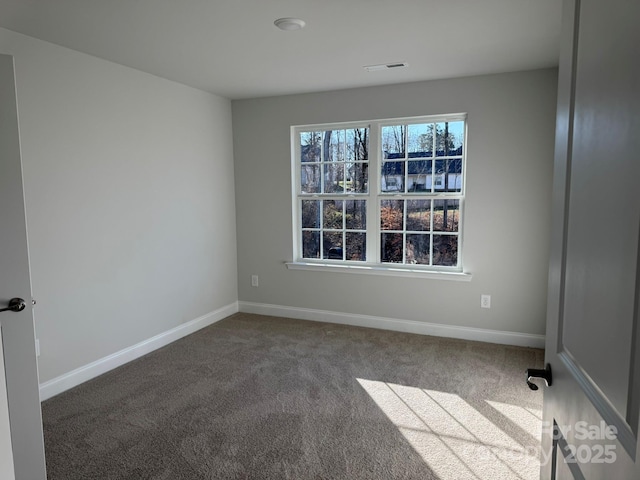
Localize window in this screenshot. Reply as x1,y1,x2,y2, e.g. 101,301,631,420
292,114,466,273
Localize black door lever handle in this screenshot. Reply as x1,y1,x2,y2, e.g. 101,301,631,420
0,297,26,313
526,364,552,390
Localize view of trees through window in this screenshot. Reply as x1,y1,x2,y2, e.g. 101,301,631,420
380,199,460,266
300,128,368,195
379,120,463,266
301,199,366,261
295,116,465,270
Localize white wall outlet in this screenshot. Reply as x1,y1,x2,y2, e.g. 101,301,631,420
481,294,491,309
35,339,40,357
251,275,259,287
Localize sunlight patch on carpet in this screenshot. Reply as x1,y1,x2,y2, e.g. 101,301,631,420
357,379,541,480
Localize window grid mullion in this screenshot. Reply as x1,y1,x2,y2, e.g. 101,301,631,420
429,199,434,266
319,199,324,259
368,122,380,263
431,124,437,193
403,124,408,194
320,132,326,193
342,201,346,260
403,199,408,264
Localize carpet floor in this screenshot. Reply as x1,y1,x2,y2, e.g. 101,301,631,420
42,312,545,479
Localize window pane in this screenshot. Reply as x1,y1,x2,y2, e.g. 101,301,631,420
301,164,320,193
301,200,320,228
407,123,434,157
406,200,431,231
381,161,404,192
324,163,345,193
323,200,343,229
326,129,345,162
300,131,321,162
350,163,368,193
406,234,430,265
447,158,464,192
436,121,464,156
381,233,403,263
407,160,431,192
433,199,460,232
345,129,355,162
434,159,445,192
345,200,366,230
345,128,369,162
434,159,463,192
302,231,320,258
345,232,366,261
380,200,404,230
382,125,405,158
323,232,343,260
345,128,369,161
433,235,458,266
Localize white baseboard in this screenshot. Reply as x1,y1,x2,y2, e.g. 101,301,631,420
40,300,544,401
39,301,239,401
239,301,545,349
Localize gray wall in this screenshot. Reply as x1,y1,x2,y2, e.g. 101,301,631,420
0,28,238,383
232,69,557,336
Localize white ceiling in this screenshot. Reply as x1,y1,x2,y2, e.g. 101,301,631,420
0,0,562,100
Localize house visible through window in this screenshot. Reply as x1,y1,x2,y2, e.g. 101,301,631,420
293,114,466,272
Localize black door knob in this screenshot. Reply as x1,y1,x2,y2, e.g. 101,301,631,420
0,297,26,313
526,364,552,390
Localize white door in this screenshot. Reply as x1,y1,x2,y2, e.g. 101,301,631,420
540,0,640,478
0,54,47,479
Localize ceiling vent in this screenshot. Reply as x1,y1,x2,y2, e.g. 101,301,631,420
364,62,409,72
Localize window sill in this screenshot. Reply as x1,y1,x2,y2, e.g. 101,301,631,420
285,262,472,281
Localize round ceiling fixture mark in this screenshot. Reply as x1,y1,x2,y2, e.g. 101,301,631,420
274,18,306,31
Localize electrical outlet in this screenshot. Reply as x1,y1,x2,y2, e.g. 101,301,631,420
251,275,259,287
481,294,491,309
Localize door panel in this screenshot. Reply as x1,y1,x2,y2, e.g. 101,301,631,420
541,0,640,479
0,54,47,479
561,0,639,417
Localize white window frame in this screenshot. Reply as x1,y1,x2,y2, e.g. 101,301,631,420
289,114,470,280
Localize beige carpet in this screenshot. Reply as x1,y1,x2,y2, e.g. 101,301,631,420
42,312,545,479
